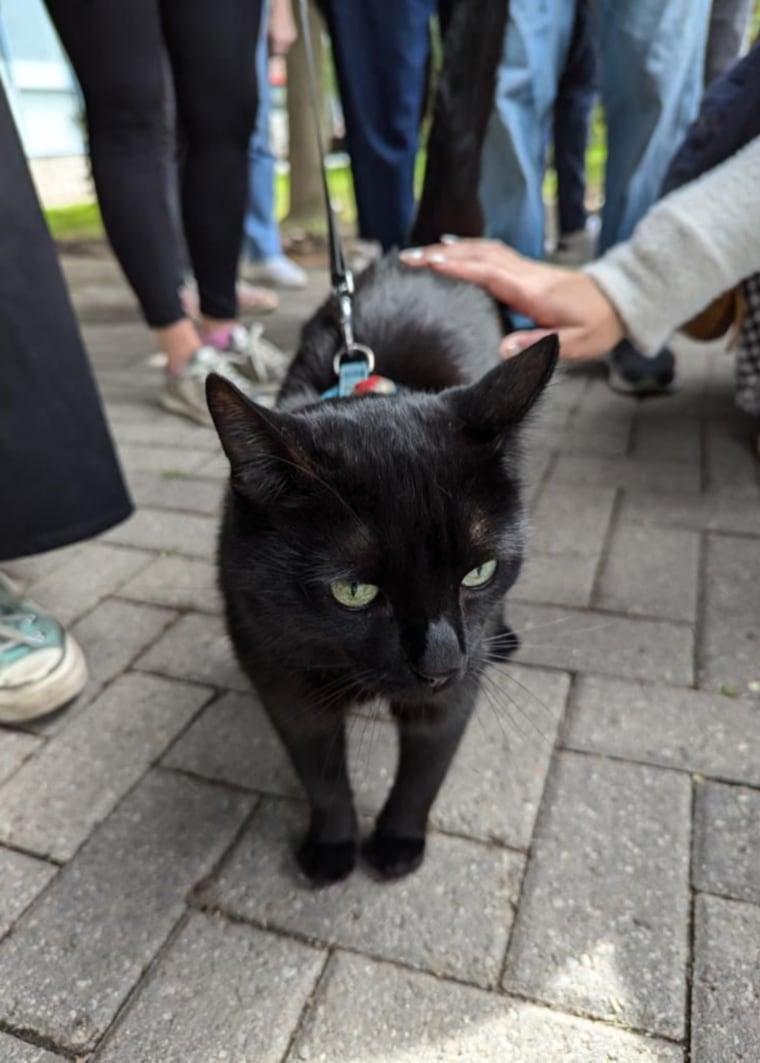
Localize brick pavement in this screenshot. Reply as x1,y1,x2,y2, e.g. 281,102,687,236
0,252,759,1061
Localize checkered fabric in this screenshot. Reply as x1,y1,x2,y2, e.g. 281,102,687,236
736,273,760,418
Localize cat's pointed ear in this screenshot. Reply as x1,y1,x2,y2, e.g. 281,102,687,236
451,334,558,443
206,374,312,502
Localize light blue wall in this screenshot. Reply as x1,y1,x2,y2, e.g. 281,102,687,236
0,0,85,157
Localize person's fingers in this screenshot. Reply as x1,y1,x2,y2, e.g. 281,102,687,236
499,330,553,357
400,239,518,268
422,257,543,321
431,238,508,261
501,327,602,363
415,257,541,318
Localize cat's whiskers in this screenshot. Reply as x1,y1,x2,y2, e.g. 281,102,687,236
483,617,618,653
306,669,377,780
487,662,559,721
480,672,543,751
475,667,554,749
492,675,554,746
348,699,384,800
478,657,559,726
307,673,368,723
470,672,517,747
484,614,579,638
262,672,365,742
313,681,368,789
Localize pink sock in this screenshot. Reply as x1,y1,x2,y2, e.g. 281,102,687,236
201,325,236,350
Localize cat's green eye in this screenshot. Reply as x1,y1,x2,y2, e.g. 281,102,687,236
330,580,380,610
461,559,498,589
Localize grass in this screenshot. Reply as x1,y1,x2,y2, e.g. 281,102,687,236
43,128,605,244
544,104,607,204
46,146,425,241
274,161,357,224
44,201,104,242
46,165,357,242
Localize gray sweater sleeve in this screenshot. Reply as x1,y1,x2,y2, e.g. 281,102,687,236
584,136,760,354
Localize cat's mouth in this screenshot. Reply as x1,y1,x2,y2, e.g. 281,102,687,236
362,667,468,704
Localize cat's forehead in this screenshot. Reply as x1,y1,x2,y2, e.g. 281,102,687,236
299,395,524,551
318,450,522,557
306,394,462,463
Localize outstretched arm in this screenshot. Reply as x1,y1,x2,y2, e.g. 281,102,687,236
402,135,760,361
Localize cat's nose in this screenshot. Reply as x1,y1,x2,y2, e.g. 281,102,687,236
415,619,465,689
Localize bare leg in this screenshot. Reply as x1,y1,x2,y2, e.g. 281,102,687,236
199,315,238,341
156,319,203,375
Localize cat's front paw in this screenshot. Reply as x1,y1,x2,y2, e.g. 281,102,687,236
362,832,426,879
297,838,357,886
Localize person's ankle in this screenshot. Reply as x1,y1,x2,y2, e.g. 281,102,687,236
201,324,237,350
156,319,202,376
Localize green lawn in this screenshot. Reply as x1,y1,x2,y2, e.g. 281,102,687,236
46,165,360,242
46,150,569,243
44,201,104,242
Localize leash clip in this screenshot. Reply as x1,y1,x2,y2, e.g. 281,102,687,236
332,343,376,397
331,268,376,395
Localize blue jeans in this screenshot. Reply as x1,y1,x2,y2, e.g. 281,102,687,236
553,0,595,236
242,0,280,263
481,0,711,259
322,0,435,250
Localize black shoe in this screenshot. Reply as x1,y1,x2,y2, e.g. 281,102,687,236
607,339,676,397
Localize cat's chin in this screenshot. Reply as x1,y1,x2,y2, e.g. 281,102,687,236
371,678,469,707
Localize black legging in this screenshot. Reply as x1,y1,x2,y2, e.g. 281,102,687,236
45,0,263,326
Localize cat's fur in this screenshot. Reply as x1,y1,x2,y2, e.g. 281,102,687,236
207,256,557,885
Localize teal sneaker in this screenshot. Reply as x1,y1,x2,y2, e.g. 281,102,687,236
0,574,87,723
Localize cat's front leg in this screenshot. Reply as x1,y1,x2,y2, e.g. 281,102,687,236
259,684,358,886
363,689,476,879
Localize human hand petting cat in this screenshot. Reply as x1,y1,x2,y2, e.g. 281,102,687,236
400,238,625,361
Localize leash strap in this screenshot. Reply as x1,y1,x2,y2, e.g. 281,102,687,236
296,0,372,381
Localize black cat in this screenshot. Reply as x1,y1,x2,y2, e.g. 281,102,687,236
207,255,557,886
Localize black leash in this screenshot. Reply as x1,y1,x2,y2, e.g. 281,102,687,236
296,0,375,386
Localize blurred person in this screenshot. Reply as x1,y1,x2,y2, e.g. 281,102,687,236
550,0,597,267
402,134,760,448
706,0,752,85
0,83,132,721
480,0,712,393
315,0,436,251
241,0,307,289
43,0,276,426
160,57,281,319
606,0,755,395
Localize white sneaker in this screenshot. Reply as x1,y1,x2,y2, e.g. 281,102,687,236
245,322,291,385
160,346,264,425
218,322,290,387
548,216,600,267
0,574,87,722
242,254,307,289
